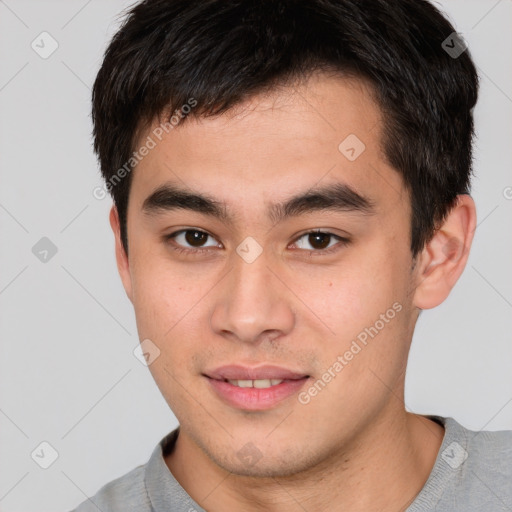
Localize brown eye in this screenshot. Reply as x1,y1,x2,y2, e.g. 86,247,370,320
166,229,220,252
307,232,332,250
184,230,209,247
293,230,350,256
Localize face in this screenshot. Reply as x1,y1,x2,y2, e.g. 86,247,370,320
115,72,422,477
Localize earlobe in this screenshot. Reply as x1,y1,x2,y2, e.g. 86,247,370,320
109,205,133,303
413,195,477,310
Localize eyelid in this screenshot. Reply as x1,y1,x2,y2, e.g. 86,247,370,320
289,230,349,256
165,228,222,249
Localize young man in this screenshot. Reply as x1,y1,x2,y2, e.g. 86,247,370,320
73,0,511,510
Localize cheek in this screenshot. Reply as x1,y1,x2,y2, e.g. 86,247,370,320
296,295,410,431
130,249,195,327
129,254,213,363
296,244,412,383
294,252,405,337
129,260,205,409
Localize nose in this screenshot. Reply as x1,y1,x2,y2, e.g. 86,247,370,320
209,247,295,345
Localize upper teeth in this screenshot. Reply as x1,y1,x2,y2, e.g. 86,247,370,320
228,379,284,388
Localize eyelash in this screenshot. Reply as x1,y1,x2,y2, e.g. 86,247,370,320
164,229,350,257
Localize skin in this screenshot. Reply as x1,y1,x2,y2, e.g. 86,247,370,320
110,72,476,511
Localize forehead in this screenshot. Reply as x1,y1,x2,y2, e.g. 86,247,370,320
130,72,407,217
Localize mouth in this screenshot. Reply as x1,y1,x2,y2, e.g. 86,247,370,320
211,377,304,389
202,365,311,410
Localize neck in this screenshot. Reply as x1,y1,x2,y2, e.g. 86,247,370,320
165,409,444,512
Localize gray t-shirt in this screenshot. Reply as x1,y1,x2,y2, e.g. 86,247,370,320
71,415,512,511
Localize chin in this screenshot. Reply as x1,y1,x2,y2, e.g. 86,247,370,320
206,439,323,479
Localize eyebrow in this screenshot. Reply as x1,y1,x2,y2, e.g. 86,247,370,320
142,181,375,224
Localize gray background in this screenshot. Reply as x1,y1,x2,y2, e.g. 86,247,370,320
0,0,510,510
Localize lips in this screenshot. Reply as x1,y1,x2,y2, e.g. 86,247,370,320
204,365,311,410
203,365,310,412
204,364,310,381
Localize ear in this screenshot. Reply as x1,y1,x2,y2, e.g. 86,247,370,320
109,205,133,303
413,194,477,309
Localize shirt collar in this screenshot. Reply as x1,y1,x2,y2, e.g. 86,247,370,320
144,426,207,512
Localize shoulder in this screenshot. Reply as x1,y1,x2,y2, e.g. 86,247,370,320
440,417,512,508
70,464,150,512
464,423,512,474
408,416,512,511
69,428,181,512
